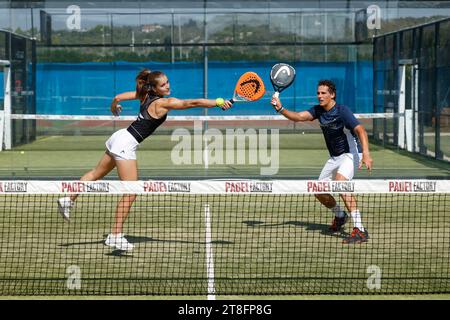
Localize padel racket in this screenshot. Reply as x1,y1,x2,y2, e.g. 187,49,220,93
270,63,296,105
229,72,266,104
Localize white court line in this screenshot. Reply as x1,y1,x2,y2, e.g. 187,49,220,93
204,203,216,300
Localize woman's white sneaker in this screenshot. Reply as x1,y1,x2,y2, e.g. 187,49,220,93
105,233,134,251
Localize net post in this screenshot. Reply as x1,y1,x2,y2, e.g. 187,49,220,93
0,60,11,150
0,110,4,151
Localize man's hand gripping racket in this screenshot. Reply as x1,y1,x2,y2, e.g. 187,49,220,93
270,63,296,108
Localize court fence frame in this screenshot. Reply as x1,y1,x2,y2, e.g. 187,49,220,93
373,17,450,162
0,29,36,150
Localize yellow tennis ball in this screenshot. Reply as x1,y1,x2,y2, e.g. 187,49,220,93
215,98,225,107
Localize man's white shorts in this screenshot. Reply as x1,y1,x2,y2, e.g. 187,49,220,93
318,152,362,181
105,128,139,161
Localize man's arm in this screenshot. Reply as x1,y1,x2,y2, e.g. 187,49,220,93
354,124,373,172
271,95,314,122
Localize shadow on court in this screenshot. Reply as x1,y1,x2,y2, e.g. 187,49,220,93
58,239,134,257
125,235,233,245
58,235,233,249
106,250,134,257
58,240,105,247
243,220,347,239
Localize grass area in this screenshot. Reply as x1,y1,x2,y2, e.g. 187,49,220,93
0,133,448,298
0,193,449,296
0,133,449,178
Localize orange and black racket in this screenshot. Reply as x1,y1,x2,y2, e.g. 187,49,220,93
229,72,266,104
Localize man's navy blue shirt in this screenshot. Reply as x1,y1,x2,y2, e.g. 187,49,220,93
307,104,362,157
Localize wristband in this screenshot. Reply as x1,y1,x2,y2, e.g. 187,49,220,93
277,106,284,113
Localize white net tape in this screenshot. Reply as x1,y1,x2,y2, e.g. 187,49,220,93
0,179,448,194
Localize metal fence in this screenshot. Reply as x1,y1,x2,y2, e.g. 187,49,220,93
373,17,450,162
0,29,36,148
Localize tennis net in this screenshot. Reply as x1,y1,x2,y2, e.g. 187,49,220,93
0,179,449,296
4,113,396,151
3,112,418,180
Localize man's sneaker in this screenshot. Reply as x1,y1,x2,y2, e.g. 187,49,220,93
343,227,369,244
329,212,348,232
105,233,134,251
57,197,74,221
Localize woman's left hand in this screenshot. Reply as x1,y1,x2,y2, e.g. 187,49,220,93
111,104,122,116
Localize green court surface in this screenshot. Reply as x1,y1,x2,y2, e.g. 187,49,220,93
1,133,449,297
0,133,448,179
0,193,449,296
